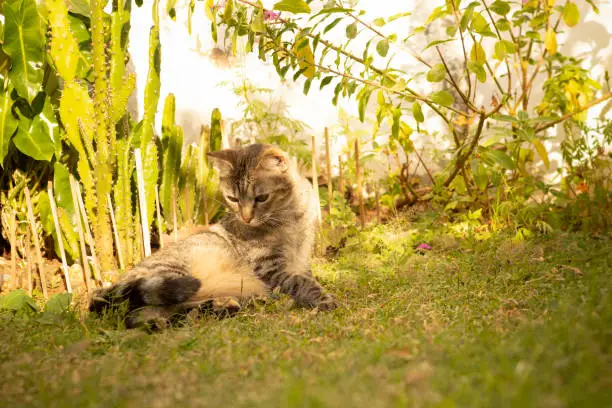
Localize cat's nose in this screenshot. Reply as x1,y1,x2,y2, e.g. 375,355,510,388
241,207,253,223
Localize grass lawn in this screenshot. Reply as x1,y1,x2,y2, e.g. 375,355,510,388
1,218,611,408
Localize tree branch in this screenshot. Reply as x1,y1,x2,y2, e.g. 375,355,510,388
534,92,612,133
443,111,486,187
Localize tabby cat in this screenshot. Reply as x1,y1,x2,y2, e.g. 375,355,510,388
90,144,337,328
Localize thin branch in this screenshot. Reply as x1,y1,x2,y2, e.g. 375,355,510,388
534,92,612,133
436,46,480,113
513,1,566,112
346,10,433,68
481,0,512,97
449,0,472,99
413,145,435,184
280,42,467,116
236,0,460,122
444,111,486,187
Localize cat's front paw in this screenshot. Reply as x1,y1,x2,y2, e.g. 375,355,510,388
316,293,338,311
212,296,242,317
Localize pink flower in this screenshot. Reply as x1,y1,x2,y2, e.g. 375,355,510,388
416,243,432,250
264,10,281,21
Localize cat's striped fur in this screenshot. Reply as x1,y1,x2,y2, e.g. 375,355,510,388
90,144,336,328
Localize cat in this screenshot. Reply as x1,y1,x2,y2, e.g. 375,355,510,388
90,143,337,329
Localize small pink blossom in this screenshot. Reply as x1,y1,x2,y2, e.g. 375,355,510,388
264,10,281,21
416,243,432,250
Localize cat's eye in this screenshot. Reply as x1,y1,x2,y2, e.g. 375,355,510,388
255,194,269,203
226,195,239,203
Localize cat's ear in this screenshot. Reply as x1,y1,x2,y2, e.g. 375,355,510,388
207,149,235,176
257,147,288,173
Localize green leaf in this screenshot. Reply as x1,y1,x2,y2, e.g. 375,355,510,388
471,159,488,190
497,18,511,31
3,0,44,102
426,6,448,24
388,11,411,22
53,163,74,214
45,293,72,314
323,17,342,34
376,39,389,57
430,90,455,107
460,7,473,32
250,8,265,33
563,2,580,27
56,206,79,260
423,38,455,51
489,1,510,15
470,12,489,32
0,289,39,312
493,41,506,60
293,39,315,79
13,114,55,161
545,28,557,54
320,76,333,89
446,25,458,37
391,107,401,140
467,61,486,83
470,42,486,63
346,22,358,39
426,64,446,82
273,0,311,14
303,78,312,95
357,87,372,122
485,149,515,170
533,139,550,169
223,0,234,22
412,102,424,123
493,39,516,60
0,85,18,167
67,0,91,16
38,191,54,235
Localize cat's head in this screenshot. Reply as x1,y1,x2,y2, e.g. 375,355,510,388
207,144,297,228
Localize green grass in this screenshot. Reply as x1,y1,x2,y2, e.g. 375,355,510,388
1,219,611,408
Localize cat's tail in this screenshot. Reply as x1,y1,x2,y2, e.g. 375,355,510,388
89,272,202,314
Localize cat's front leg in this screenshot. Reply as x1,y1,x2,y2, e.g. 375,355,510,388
255,257,337,310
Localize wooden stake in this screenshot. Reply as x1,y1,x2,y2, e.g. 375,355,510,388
202,185,209,226
324,127,333,209
135,206,145,261
48,182,72,293
74,182,102,284
311,135,322,224
8,210,17,290
107,194,125,271
25,229,33,296
184,187,191,226
171,186,178,242
355,139,365,228
134,148,151,257
338,155,344,196
154,186,164,250
70,176,93,293
24,186,48,299
375,184,381,224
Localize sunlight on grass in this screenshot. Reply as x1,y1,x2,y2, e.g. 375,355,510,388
1,220,610,408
